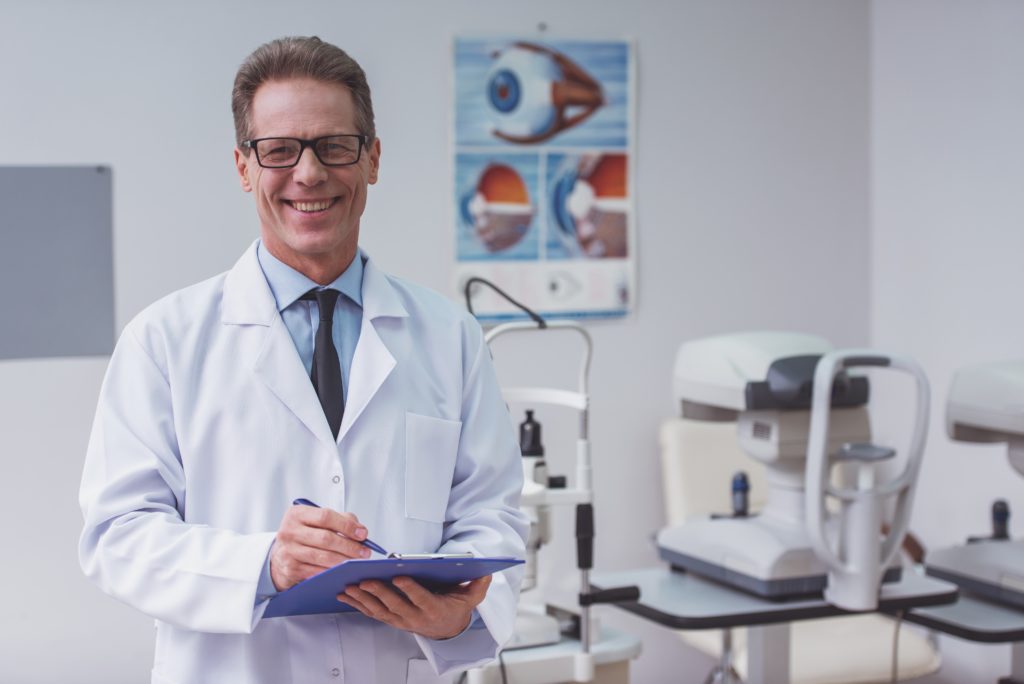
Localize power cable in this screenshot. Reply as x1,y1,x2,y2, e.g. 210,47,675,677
891,608,905,683
464,276,546,327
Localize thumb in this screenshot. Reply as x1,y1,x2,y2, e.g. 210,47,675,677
468,574,492,600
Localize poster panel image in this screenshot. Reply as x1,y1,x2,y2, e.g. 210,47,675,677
453,37,635,321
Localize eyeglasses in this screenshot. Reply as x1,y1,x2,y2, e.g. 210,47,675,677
242,134,368,168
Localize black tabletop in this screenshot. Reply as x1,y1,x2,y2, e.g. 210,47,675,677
591,567,959,630
903,594,1024,643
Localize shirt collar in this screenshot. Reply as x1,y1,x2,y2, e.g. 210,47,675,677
256,240,364,312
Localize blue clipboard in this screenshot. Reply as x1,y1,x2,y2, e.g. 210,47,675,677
262,556,524,618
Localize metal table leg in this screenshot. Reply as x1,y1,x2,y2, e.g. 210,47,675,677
999,642,1024,684
701,629,741,684
747,623,790,684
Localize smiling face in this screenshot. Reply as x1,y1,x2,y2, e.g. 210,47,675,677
235,77,381,283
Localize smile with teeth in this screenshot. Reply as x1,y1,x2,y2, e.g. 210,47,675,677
287,198,338,213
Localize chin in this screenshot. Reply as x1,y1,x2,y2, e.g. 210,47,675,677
289,232,352,258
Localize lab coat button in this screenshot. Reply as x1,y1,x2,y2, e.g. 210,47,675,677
331,667,340,677
332,475,341,484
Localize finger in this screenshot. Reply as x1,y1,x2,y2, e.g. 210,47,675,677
395,574,491,608
391,576,439,608
296,506,367,540
337,592,370,615
298,527,371,560
463,575,493,603
439,574,492,597
286,542,358,569
446,575,491,610
346,585,399,621
358,580,416,615
279,516,370,560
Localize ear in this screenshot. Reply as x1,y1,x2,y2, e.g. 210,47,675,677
366,137,381,185
234,147,253,192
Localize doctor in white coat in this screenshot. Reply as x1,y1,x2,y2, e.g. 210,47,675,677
79,36,528,684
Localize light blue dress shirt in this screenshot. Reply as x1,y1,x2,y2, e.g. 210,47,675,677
254,240,364,599
256,240,364,399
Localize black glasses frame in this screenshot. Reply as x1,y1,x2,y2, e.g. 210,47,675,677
242,134,368,168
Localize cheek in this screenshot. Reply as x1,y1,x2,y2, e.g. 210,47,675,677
255,175,281,203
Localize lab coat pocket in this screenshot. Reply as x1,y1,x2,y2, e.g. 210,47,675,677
405,412,462,523
405,658,454,683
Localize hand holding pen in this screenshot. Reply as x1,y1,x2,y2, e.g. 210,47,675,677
268,499,379,592
292,498,390,556
290,499,473,561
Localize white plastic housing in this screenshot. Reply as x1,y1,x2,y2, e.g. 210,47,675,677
673,332,831,411
805,350,930,611
947,360,1024,442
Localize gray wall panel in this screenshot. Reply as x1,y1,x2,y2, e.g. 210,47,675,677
0,166,114,359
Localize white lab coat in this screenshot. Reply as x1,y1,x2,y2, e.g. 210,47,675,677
79,242,528,684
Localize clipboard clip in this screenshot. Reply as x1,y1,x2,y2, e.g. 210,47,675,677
389,552,475,560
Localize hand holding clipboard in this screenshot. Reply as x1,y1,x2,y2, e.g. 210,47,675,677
262,499,524,619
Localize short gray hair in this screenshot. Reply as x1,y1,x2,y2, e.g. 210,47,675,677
232,36,376,147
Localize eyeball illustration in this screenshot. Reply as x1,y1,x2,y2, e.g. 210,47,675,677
551,154,628,258
485,42,604,145
460,163,534,252
546,270,583,301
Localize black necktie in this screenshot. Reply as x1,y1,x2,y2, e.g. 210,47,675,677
302,288,343,438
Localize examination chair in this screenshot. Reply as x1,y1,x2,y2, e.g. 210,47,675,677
660,417,941,684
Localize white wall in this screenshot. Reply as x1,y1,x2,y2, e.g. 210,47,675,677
872,2,1024,681
0,1,870,682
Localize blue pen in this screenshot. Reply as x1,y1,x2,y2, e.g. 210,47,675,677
292,498,390,556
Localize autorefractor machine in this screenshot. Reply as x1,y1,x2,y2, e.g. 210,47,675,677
925,360,1024,605
656,332,930,610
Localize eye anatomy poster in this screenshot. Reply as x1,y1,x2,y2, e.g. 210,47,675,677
453,37,635,321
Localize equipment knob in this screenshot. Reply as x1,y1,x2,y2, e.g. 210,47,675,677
731,471,750,517
993,499,1010,540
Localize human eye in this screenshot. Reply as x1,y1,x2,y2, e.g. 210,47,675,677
258,139,299,164
318,137,359,163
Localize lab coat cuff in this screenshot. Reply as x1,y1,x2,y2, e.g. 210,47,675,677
431,609,484,642
414,623,498,676
247,532,280,630
255,541,279,602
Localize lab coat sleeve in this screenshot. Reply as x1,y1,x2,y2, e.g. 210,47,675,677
414,314,530,674
78,323,276,634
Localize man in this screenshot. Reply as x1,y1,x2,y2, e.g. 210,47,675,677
79,36,528,684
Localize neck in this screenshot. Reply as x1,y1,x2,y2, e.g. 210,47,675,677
264,242,357,285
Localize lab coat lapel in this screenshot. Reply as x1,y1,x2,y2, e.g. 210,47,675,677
254,317,337,449
223,241,337,450
337,255,409,442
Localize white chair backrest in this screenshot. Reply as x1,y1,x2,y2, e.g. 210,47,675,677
659,417,769,525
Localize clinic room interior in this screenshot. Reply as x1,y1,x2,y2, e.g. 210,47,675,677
2,1,1022,683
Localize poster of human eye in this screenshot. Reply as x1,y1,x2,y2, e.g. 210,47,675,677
453,37,635,321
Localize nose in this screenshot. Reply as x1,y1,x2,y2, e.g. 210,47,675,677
292,146,328,186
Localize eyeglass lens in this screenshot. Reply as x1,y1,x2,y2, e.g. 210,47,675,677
255,136,362,167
